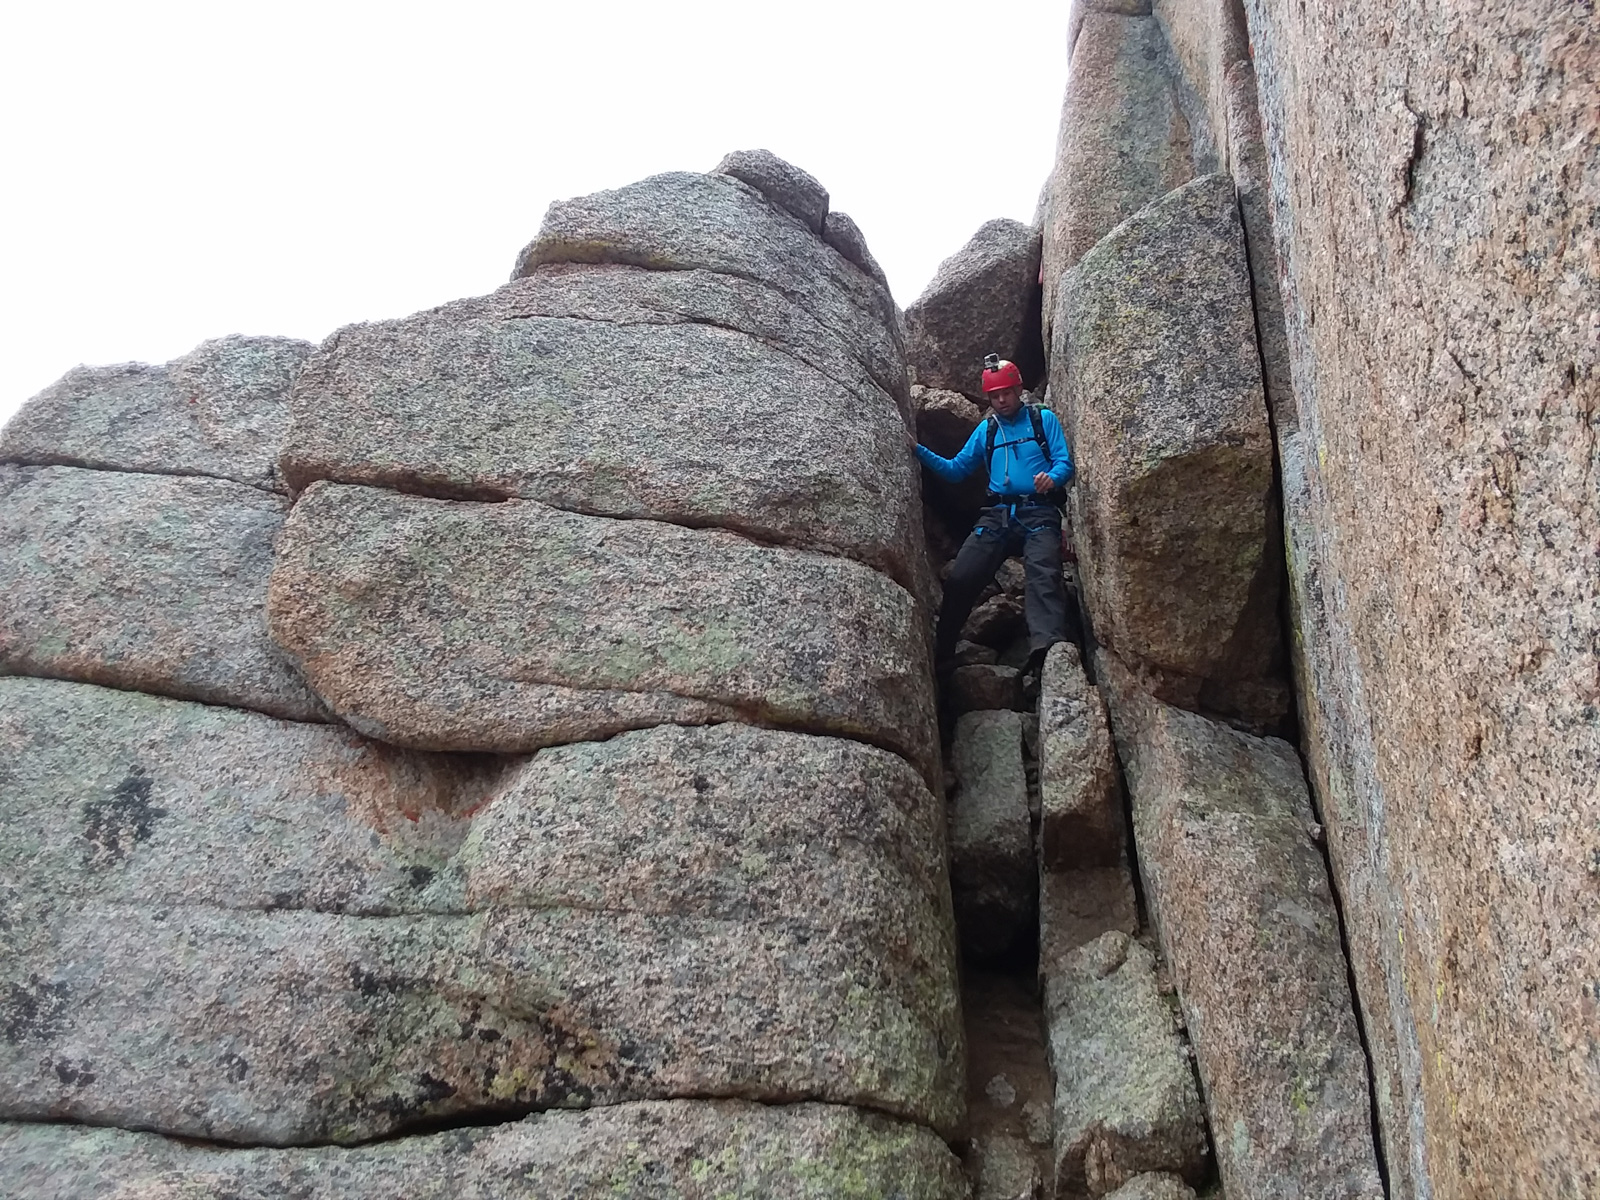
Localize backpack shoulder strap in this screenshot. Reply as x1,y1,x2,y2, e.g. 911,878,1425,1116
1027,404,1047,448
984,415,999,465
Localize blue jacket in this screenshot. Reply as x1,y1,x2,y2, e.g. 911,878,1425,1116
916,406,1075,496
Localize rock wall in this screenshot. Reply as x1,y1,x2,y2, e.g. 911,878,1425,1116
0,154,968,1195
1249,6,1600,1197
1041,2,1600,1198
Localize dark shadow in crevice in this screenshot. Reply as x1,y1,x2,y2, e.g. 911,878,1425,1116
1014,277,1047,393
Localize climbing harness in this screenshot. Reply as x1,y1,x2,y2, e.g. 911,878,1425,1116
984,405,1065,508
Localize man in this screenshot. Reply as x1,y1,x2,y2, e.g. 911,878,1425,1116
916,355,1076,675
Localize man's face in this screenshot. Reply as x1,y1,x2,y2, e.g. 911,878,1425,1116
988,385,1023,417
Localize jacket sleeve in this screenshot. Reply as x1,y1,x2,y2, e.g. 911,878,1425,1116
1041,409,1075,486
915,422,989,483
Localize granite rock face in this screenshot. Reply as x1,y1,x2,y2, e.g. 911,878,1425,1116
0,465,326,722
906,219,1042,400
948,710,1035,961
1244,5,1600,1195
1115,693,1383,1200
1044,931,1207,1196
0,677,963,1143
1041,11,1193,343
713,147,829,234
0,335,312,492
0,1100,968,1198
1053,174,1285,725
1037,642,1122,870
268,482,936,777
281,261,921,592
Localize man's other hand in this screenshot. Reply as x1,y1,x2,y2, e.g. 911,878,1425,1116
1033,472,1054,494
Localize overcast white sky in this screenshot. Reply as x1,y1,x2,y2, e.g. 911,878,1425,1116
1,1,1070,425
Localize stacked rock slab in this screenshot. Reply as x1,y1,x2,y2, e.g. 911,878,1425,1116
0,334,313,492
1146,0,1296,429
948,709,1035,961
0,156,967,1191
1032,642,1202,1199
0,1101,965,1198
0,338,323,721
1044,932,1206,1195
1050,173,1287,728
0,465,326,722
269,480,937,777
1108,678,1384,1199
0,680,961,1141
1037,642,1122,872
1036,642,1139,960
282,174,921,596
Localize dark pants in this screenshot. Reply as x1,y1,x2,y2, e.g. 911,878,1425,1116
936,501,1073,668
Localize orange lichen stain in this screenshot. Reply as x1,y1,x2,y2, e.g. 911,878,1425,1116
307,739,505,841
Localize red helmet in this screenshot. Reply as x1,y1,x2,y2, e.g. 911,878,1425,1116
981,357,1024,393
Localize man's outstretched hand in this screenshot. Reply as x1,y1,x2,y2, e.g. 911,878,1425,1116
1033,472,1054,494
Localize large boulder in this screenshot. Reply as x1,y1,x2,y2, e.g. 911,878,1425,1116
1052,174,1286,725
0,1100,967,1198
713,147,830,234
280,261,921,592
267,483,936,778
0,335,312,492
1245,6,1600,1195
948,710,1035,961
1114,691,1383,1199
0,678,964,1143
1037,642,1121,869
0,465,325,722
1143,0,1296,432
906,219,1042,400
1040,11,1194,343
1044,931,1207,1195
